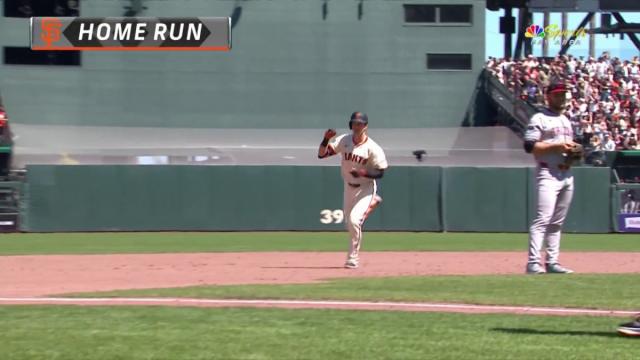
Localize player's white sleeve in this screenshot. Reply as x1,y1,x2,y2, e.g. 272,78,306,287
370,144,389,170
330,134,348,154
524,114,543,142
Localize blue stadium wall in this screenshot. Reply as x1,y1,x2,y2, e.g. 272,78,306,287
0,0,486,128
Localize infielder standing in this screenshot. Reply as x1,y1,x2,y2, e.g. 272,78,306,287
318,112,388,269
523,83,576,274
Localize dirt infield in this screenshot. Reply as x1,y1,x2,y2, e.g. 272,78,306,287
3,251,640,297
1,251,638,316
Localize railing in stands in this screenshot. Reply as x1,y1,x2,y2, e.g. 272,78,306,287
482,69,539,138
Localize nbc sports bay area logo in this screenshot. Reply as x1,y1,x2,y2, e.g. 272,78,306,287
525,24,587,46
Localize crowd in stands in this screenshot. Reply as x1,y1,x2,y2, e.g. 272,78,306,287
486,52,640,154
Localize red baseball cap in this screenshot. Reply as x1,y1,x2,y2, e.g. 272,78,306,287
547,83,568,94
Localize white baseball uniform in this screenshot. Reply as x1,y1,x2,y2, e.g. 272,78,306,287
328,133,388,263
525,108,574,266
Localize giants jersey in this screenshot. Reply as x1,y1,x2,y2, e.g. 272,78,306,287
524,108,573,167
330,134,388,185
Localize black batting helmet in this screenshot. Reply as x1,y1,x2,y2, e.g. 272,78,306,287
349,112,368,129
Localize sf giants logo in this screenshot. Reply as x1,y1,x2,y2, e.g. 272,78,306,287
40,18,63,47
344,152,368,165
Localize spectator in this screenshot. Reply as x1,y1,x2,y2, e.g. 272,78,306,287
588,133,606,165
603,133,616,151
626,133,640,150
486,52,640,152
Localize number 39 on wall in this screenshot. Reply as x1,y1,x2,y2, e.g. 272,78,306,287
320,209,344,224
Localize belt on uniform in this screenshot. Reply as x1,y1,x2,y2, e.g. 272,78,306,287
347,183,361,188
539,162,571,171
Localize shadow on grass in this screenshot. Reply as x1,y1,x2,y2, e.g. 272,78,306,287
492,327,620,338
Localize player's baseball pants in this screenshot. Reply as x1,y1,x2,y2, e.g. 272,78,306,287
528,167,574,265
344,181,380,260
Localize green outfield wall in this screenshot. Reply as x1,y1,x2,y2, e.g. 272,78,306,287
20,165,611,233
0,0,486,129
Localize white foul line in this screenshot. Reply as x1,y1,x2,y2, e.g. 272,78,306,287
0,297,636,316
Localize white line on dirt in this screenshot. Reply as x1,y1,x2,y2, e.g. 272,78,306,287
0,297,636,317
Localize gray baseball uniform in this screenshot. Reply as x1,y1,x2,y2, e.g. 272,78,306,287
525,108,574,267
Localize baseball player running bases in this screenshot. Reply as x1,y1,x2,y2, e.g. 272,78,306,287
317,112,388,269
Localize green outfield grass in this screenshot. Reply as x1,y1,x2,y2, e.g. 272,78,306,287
1,232,640,255
0,306,636,360
72,274,639,310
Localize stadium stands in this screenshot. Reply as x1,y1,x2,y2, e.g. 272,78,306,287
486,52,640,152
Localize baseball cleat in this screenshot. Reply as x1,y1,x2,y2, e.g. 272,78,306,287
344,258,359,269
526,262,545,274
617,317,640,337
545,263,574,274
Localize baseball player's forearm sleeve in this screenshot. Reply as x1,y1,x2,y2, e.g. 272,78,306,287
364,169,384,179
318,143,336,158
524,140,536,154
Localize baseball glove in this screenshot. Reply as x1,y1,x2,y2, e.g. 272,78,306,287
565,143,584,164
